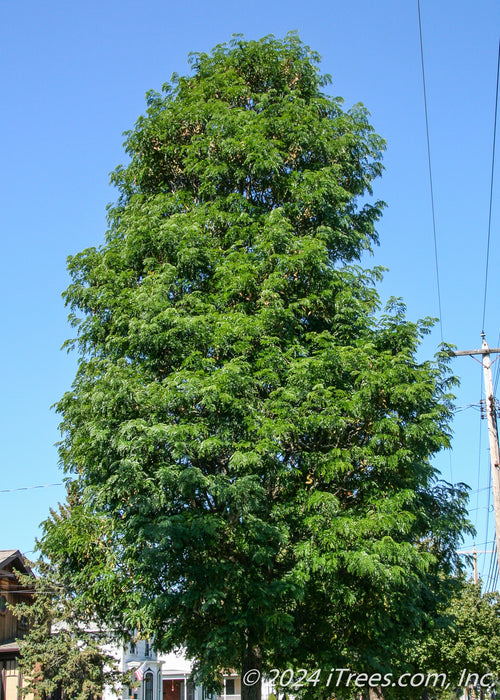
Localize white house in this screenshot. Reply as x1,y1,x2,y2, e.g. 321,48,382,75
103,638,162,700
105,639,276,700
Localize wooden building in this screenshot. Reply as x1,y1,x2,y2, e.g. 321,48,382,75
0,550,33,700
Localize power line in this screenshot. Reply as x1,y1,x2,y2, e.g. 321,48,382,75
453,402,482,413
417,0,444,344
484,467,493,575
492,557,500,591
485,540,499,591
470,485,492,495
485,541,496,590
458,539,495,550
0,483,63,494
481,37,500,332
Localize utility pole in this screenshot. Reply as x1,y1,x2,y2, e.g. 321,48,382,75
459,546,479,585
457,546,494,585
454,335,500,582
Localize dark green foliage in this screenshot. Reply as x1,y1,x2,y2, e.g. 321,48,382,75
13,557,122,700
43,33,472,699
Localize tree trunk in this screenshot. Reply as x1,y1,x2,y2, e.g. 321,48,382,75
240,640,262,700
369,687,385,700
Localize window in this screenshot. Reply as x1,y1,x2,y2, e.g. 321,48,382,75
187,682,195,700
144,640,150,657
144,673,153,700
0,595,6,614
17,614,28,639
129,641,137,655
225,679,235,695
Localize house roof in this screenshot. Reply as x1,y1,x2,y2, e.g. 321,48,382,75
0,551,20,564
0,641,20,655
0,550,30,576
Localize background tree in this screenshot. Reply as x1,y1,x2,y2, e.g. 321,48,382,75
13,553,123,700
43,33,471,700
409,579,500,699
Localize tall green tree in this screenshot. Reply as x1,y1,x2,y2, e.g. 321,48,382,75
43,33,471,700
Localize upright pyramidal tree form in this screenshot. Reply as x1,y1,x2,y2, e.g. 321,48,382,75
42,34,471,700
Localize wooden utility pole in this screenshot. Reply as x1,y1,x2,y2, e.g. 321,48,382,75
454,335,500,581
458,546,479,584
458,546,493,585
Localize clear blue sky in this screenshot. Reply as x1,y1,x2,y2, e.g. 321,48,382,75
1,0,499,582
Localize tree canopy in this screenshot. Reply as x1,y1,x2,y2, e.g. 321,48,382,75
42,33,472,700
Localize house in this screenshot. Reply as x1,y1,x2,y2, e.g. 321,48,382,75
103,637,162,700
0,550,33,700
0,548,274,700
107,643,265,700
105,642,197,700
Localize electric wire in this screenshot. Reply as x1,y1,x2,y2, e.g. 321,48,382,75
487,542,498,592
481,37,500,332
470,485,492,495
458,539,495,550
417,0,444,344
483,461,493,576
485,544,493,587
0,483,63,494
453,402,483,413
486,555,493,588
492,556,500,592
485,542,496,590
417,0,455,485
485,537,497,591
0,474,485,495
